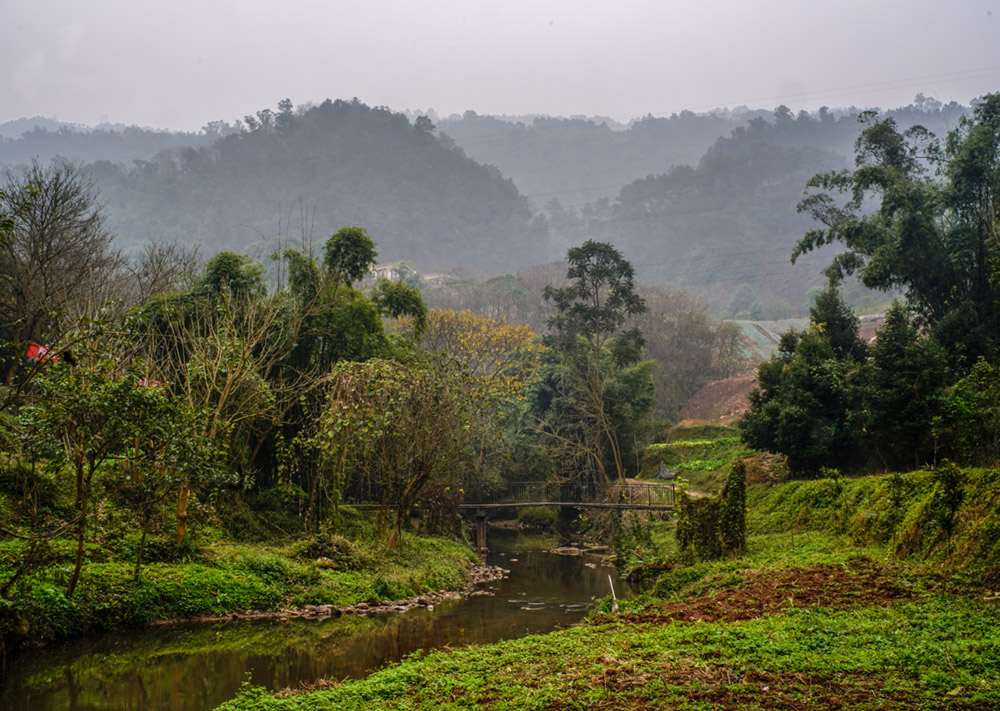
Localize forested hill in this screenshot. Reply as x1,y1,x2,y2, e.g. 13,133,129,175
438,97,968,210
0,121,217,168
87,100,550,273
541,99,972,313
438,111,745,207
1,96,974,302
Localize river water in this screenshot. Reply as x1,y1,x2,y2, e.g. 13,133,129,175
1,531,628,711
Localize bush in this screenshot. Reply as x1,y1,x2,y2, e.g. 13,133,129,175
288,534,365,571
675,461,746,560
115,533,202,564
230,552,319,587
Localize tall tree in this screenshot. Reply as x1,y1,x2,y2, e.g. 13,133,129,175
860,302,947,469
794,98,1000,366
540,241,650,481
311,357,473,546
808,286,867,362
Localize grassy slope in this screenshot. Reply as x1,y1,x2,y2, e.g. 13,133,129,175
215,429,1000,710
216,544,1000,710
638,424,752,493
0,484,476,646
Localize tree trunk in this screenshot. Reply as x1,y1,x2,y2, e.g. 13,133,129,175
388,473,430,548
174,478,189,545
134,516,148,582
67,462,89,597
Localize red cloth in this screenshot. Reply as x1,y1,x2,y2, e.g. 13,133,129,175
25,343,58,362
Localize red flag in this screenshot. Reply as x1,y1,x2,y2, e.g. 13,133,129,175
25,343,58,363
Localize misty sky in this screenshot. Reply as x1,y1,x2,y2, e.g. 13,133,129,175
3,0,998,131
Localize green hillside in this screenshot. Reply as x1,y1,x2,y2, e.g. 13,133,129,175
89,100,550,274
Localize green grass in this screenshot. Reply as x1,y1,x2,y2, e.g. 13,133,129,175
213,594,1000,710
210,474,1000,709
3,532,476,645
639,425,747,493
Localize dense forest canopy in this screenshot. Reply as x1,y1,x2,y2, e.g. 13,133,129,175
72,100,547,275
742,95,1000,475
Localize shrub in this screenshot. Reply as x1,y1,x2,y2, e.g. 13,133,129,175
289,534,365,571
675,461,747,560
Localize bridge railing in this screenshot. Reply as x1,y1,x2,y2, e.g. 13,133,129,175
461,480,675,507
341,479,675,508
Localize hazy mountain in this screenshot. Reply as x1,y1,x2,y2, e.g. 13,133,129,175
541,99,971,313
0,124,216,170
88,99,550,273
439,98,968,210
0,116,71,139
1,94,971,309
438,110,751,207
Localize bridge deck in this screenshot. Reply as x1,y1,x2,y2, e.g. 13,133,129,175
351,501,673,511
346,481,675,512
458,502,673,511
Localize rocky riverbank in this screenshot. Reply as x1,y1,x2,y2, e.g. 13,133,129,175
151,563,508,626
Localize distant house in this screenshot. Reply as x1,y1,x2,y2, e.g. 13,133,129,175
369,263,403,281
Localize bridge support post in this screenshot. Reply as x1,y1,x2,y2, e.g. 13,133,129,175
475,508,487,551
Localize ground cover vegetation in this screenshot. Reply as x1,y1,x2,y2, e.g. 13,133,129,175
213,435,1000,710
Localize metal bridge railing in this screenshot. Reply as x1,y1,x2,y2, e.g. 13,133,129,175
460,480,675,507
342,480,675,508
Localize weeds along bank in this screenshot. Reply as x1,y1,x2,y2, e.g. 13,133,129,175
746,465,1000,585
214,432,1000,710
0,484,476,655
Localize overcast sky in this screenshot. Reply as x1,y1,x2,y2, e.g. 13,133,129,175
3,0,998,132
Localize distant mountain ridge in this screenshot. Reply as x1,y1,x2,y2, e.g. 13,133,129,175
0,95,974,311
87,99,547,274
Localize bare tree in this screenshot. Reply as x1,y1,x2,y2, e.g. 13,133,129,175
126,240,202,304
1,161,126,385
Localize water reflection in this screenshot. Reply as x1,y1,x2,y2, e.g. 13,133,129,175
2,531,627,711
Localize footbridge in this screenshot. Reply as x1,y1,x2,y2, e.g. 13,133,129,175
346,480,675,549
458,480,675,510
458,480,676,550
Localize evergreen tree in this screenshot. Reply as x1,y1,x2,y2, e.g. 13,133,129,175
740,293,865,476
860,302,947,469
809,286,867,361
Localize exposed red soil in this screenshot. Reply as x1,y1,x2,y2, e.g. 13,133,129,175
679,375,757,423
614,561,913,625
679,316,886,426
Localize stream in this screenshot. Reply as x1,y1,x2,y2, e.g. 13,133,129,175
1,530,630,711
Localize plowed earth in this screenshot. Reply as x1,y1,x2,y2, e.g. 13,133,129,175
615,561,913,625
563,562,986,710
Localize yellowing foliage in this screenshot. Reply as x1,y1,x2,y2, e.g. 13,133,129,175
423,309,542,401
